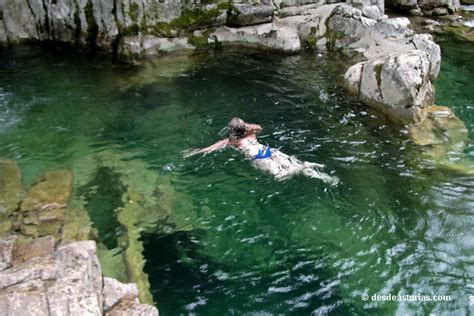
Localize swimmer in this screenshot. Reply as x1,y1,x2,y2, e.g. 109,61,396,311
183,117,339,185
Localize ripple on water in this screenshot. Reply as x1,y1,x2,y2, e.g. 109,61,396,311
0,46,473,315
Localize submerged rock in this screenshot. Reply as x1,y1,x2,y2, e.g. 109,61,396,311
11,235,55,266
72,148,198,305
14,170,72,239
409,105,469,147
119,35,195,58
0,159,22,235
0,159,22,215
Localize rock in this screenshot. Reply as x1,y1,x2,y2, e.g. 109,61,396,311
410,7,424,15
211,21,301,53
278,2,325,17
142,36,194,55
11,235,55,266
0,240,103,315
0,159,22,217
430,7,450,14
344,62,363,95
20,170,72,211
412,33,441,79
106,299,159,316
279,0,327,8
386,0,460,15
15,170,72,238
227,3,274,26
0,236,16,271
119,36,144,57
0,21,7,45
344,51,434,124
103,277,139,311
346,0,385,19
119,35,194,58
443,25,474,42
302,6,442,79
409,105,469,146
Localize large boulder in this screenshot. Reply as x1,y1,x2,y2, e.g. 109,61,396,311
0,239,159,315
286,5,440,78
344,51,434,124
210,21,301,53
227,3,274,26
346,0,385,19
385,0,460,15
0,240,103,315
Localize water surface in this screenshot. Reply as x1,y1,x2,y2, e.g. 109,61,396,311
0,42,473,315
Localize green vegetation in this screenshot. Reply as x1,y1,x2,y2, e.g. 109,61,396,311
149,22,174,38
170,3,230,31
129,2,140,23
307,26,319,49
188,28,214,48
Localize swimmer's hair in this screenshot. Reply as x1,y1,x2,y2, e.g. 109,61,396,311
228,117,246,141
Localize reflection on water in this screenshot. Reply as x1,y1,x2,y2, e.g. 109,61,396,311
0,43,473,315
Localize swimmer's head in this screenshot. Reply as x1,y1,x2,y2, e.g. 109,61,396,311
228,117,247,141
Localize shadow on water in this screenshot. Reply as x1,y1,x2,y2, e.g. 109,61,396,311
77,166,126,249
142,230,360,316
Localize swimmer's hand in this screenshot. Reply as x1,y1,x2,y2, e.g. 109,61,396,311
182,139,229,158
182,148,204,158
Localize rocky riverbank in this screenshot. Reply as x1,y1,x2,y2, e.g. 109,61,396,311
1,0,469,152
0,0,461,56
0,153,199,315
0,2,472,312
0,236,158,315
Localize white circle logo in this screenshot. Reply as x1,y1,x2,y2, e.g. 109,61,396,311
361,293,369,301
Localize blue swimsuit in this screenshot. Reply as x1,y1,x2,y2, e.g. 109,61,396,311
252,146,272,160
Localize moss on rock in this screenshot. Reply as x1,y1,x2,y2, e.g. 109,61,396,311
85,0,99,48
170,3,229,32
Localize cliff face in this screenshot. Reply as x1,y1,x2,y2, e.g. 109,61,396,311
0,0,462,54
0,0,461,57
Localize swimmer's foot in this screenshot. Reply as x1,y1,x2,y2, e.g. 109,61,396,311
302,168,339,186
304,161,325,169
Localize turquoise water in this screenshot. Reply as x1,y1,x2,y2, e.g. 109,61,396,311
0,41,473,315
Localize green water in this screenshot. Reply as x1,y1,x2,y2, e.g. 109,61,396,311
0,41,473,315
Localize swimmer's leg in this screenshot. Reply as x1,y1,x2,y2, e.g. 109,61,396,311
302,167,339,186
303,161,325,169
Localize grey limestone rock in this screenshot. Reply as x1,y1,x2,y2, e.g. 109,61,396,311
344,51,434,124
227,3,274,26
211,20,301,53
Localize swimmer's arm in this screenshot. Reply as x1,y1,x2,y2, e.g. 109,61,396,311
182,138,229,158
246,123,262,134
